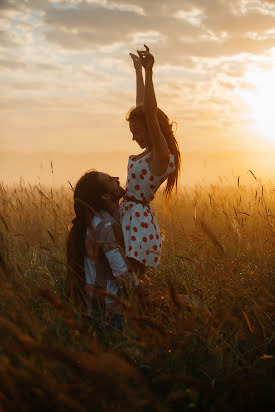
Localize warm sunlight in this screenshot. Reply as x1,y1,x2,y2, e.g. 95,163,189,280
241,67,275,142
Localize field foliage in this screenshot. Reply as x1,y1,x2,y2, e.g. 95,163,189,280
0,176,274,411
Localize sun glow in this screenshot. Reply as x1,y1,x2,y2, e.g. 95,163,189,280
241,67,275,142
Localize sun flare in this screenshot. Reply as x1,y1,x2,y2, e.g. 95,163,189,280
241,68,275,142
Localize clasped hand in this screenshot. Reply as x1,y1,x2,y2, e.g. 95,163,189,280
129,44,154,71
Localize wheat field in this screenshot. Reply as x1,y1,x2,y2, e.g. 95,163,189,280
0,176,274,411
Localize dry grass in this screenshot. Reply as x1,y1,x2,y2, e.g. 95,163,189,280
0,177,274,411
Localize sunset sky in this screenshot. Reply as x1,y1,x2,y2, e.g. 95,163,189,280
1,0,275,154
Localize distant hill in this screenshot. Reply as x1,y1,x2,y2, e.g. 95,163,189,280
0,151,274,187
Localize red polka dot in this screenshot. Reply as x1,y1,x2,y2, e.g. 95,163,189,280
125,226,130,230
150,185,155,189
130,216,132,221
130,164,133,168
134,251,138,257
131,236,136,241
140,174,144,180
153,245,157,250
135,185,140,190
125,206,128,211
143,237,147,242
139,160,142,164
144,212,148,217
143,223,148,228
127,179,130,183
132,173,136,178
169,162,174,168
142,259,146,264
129,204,133,208
149,176,154,181
142,169,147,175
156,234,159,240
122,212,124,217
154,257,158,262
141,193,145,197
135,212,140,217
146,250,150,255
133,226,137,232
150,234,154,240
129,246,132,251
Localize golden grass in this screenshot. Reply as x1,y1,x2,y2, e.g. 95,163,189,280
0,178,274,411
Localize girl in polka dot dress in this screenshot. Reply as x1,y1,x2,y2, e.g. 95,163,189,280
120,45,181,277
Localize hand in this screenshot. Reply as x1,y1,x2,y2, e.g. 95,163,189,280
129,52,142,71
137,44,154,71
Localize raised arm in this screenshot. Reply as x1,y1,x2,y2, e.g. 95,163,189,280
130,53,144,106
137,45,169,175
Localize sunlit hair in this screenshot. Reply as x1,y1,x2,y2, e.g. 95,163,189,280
126,106,181,196
66,170,107,310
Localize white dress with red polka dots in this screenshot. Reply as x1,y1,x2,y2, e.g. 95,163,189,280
120,151,176,267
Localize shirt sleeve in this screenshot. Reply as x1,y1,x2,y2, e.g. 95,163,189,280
95,220,139,289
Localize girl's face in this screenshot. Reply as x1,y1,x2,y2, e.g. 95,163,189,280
129,119,148,149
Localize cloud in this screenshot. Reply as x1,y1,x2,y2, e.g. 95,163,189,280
1,0,275,154
261,0,275,5
178,36,275,57
0,0,27,12
0,59,26,70
219,81,236,90
0,30,20,48
39,0,275,62
30,62,60,71
205,10,275,36
43,1,201,52
0,57,60,73
3,0,275,59
8,80,50,90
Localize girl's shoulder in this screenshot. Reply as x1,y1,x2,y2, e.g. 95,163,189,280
152,153,175,178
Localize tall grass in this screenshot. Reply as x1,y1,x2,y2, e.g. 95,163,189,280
0,178,274,411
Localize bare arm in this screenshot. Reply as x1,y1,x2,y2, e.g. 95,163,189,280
137,45,169,175
130,53,144,106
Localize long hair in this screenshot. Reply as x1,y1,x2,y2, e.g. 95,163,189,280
66,170,107,310
126,106,181,196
